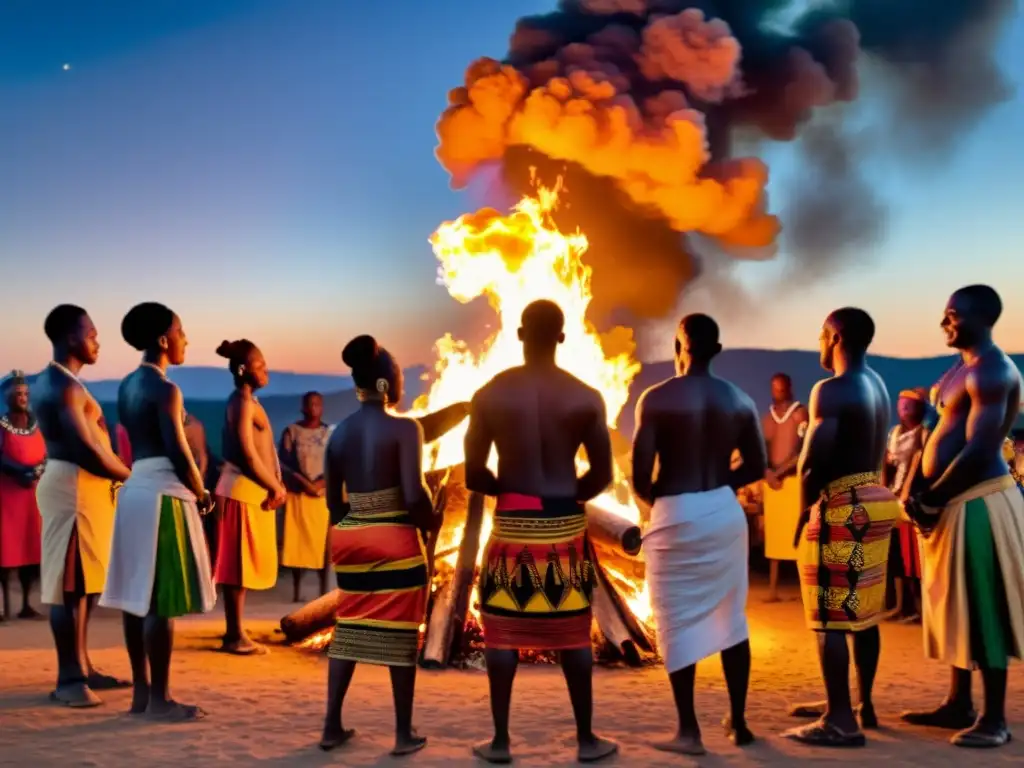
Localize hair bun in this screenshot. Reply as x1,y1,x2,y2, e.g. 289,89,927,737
342,335,379,370
215,340,235,359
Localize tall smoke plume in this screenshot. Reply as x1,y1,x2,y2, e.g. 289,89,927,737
435,0,1016,321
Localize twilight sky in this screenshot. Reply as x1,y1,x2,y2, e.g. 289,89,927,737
2,1,1022,380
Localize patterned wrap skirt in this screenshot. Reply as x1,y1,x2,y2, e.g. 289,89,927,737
798,472,900,632
478,493,596,651
329,488,428,667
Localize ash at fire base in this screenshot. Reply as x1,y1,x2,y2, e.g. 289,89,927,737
436,0,1016,320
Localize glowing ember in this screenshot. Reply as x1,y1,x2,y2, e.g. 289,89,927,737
296,627,333,651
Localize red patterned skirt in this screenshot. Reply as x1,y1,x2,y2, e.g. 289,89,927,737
478,493,595,651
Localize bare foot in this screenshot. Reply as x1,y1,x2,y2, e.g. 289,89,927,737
319,727,356,751
50,683,102,708
722,715,756,745
763,594,782,603
653,733,705,756
87,671,132,690
17,606,45,620
473,739,512,764
129,685,149,715
146,700,206,722
391,731,428,756
578,735,618,762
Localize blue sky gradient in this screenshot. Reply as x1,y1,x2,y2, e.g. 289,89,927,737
2,1,1021,378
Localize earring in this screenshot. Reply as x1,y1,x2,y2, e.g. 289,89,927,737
375,378,389,394
238,364,246,375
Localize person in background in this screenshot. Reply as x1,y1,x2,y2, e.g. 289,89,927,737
783,307,898,748
34,304,132,707
99,303,216,721
0,371,46,621
211,339,285,655
882,388,928,622
901,285,1024,748
279,392,331,602
321,336,435,756
466,300,617,764
633,314,767,755
761,373,809,602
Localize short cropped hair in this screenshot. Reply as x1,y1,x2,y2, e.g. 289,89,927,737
44,304,87,345
828,307,875,353
520,300,564,343
954,284,1002,327
679,313,721,358
771,372,792,387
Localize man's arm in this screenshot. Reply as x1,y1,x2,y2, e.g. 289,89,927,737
730,402,768,490
464,390,499,496
159,384,205,499
798,380,840,516
922,366,1014,506
577,394,612,502
0,429,30,478
61,385,130,481
630,390,656,507
236,396,284,493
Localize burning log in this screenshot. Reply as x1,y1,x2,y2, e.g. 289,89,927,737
420,490,486,667
586,501,642,555
416,402,470,444
280,588,343,644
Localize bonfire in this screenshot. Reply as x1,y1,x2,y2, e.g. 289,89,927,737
282,186,658,667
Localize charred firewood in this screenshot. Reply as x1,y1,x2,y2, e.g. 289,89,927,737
586,500,642,555
280,589,343,644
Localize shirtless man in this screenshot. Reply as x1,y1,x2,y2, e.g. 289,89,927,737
211,340,286,655
101,302,215,719
901,285,1024,748
633,314,766,754
465,300,617,764
783,308,899,747
34,304,131,706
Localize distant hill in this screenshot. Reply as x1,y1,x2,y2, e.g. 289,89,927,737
21,365,391,402
93,350,1023,458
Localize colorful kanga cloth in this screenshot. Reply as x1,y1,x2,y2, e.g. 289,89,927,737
478,493,595,651
329,487,428,666
920,474,1024,670
213,463,278,591
100,457,215,619
0,416,46,568
37,459,119,604
798,472,900,632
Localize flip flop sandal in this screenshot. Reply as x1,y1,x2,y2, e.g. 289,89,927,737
784,720,866,747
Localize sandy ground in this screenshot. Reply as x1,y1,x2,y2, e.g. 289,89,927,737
2,576,1022,767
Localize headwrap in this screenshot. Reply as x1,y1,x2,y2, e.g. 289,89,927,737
898,387,927,402
1,369,26,395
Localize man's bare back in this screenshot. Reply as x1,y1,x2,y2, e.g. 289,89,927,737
634,375,763,499
467,365,610,500
804,368,890,496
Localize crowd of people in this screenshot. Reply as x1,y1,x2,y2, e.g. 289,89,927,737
0,283,1022,760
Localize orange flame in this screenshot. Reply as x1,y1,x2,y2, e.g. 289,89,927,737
399,184,652,631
